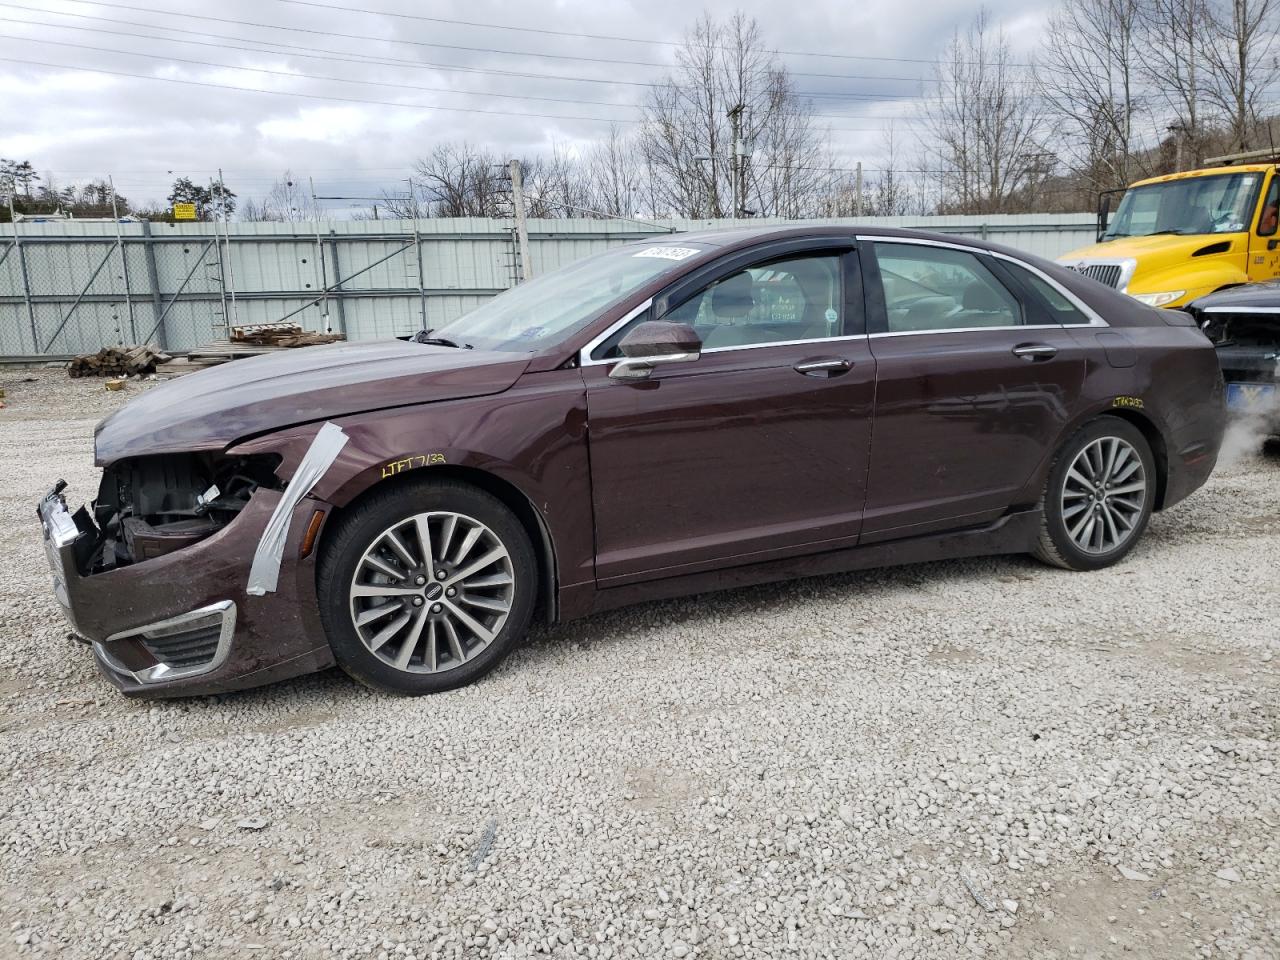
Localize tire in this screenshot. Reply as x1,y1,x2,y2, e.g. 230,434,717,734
317,479,536,695
1033,417,1157,571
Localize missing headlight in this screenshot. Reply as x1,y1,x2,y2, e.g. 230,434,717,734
90,452,283,572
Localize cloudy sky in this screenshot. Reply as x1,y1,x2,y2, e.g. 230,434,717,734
0,0,1051,213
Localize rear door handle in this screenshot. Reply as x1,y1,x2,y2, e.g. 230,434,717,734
1012,343,1058,361
794,357,852,377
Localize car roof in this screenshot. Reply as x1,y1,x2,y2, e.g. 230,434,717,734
630,223,997,251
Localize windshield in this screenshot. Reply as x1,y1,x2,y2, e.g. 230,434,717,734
1103,172,1262,239
428,242,707,352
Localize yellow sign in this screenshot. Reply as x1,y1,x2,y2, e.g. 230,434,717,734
172,202,197,221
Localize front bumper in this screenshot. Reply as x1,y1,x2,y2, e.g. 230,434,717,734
36,483,335,698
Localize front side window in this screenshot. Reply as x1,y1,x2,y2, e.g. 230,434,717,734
664,254,845,350
873,243,1022,333
1103,172,1262,239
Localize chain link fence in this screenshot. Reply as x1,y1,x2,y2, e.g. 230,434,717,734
0,214,1098,358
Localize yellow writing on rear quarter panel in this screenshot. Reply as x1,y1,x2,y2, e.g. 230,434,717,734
1112,396,1144,409
381,453,446,478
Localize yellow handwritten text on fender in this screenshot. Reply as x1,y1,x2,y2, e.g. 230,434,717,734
381,453,447,479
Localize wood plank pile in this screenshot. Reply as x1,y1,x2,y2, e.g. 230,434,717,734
68,345,169,378
231,322,346,348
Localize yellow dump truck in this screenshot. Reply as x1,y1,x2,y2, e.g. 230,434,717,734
1057,149,1280,308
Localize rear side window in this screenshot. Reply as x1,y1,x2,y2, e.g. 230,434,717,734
999,261,1094,326
873,243,1022,332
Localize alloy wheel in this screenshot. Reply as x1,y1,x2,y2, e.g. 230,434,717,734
1060,436,1148,555
348,511,515,673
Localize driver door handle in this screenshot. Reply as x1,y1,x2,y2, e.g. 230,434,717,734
794,357,852,377
1012,343,1058,361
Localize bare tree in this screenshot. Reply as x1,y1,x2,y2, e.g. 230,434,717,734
521,143,592,218
639,12,831,218
1138,0,1217,167
403,142,506,217
584,126,644,217
242,170,322,222
923,9,1050,213
1037,0,1150,198
1203,0,1280,153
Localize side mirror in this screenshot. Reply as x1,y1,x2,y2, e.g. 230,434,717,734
1097,194,1112,242
609,321,702,380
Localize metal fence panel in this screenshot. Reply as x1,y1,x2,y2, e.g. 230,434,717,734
0,213,1098,357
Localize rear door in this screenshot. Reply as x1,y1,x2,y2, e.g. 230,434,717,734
860,238,1089,541
581,243,876,585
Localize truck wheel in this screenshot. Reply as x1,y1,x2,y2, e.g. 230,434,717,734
317,480,536,694
1034,418,1156,571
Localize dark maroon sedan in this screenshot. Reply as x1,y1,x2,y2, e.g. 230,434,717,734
37,226,1225,697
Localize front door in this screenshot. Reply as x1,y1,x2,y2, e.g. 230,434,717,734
860,239,1088,541
582,248,876,586
1249,171,1280,282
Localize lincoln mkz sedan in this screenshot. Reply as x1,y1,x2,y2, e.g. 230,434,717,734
37,226,1225,697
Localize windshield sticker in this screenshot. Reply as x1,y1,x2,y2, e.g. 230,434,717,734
633,246,701,261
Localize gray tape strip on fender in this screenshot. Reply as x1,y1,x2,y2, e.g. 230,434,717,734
246,422,349,596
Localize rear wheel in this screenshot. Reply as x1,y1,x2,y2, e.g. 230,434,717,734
1034,418,1156,571
317,481,536,694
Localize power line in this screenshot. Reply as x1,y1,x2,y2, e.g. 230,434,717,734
44,0,956,85
0,56,921,132
264,0,1035,69
0,31,934,123
0,6,953,101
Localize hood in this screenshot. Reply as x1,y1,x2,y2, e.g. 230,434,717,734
1060,233,1246,265
95,339,531,464
1188,278,1280,311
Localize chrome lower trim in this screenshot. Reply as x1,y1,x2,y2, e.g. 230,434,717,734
96,600,237,685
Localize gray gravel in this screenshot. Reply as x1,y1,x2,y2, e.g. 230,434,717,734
1,369,1278,960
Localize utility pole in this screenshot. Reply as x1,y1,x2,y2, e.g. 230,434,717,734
7,190,38,352
309,175,330,332
855,162,864,218
508,159,533,282
108,175,137,343
728,103,746,218
406,177,427,329
218,169,239,328
209,176,229,341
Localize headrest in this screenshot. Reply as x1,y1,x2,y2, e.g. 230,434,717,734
711,272,754,319
962,281,1005,313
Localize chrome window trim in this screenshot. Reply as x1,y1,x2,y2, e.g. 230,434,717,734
95,600,237,685
861,235,1110,331
1200,305,1280,314
866,323,1066,339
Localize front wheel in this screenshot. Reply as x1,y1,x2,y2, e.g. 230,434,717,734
317,480,536,694
1034,418,1156,571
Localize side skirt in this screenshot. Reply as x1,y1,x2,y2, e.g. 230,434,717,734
584,507,1043,617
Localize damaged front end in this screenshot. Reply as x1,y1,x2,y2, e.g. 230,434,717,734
1196,310,1280,426
36,448,335,697
88,452,282,572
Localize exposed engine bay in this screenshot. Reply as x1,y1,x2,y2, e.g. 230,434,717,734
87,453,282,573
1199,312,1280,383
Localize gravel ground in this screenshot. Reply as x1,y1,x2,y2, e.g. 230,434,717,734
1,368,1277,960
